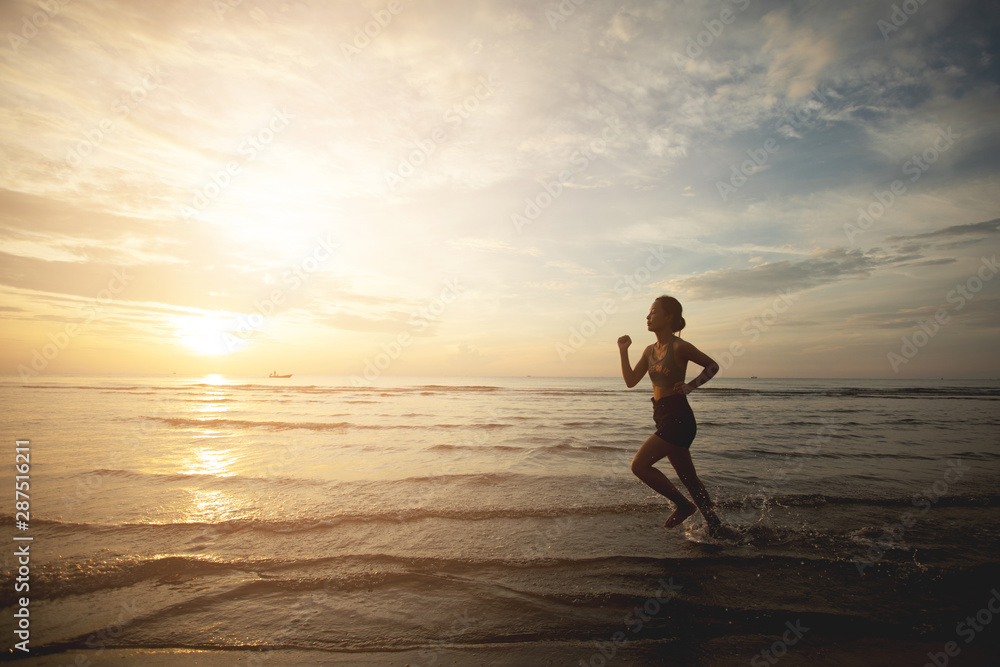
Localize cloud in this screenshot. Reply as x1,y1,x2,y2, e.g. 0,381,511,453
446,237,542,256
544,260,594,275
901,258,959,267
664,247,892,299
314,309,416,334
885,218,1000,243
883,218,1000,255
525,280,578,291
846,295,1000,330
760,9,839,99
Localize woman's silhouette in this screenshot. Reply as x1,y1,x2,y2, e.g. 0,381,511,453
618,295,726,536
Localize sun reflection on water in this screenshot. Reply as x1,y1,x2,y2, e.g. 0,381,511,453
173,375,245,524
192,402,229,415
190,375,232,417
183,489,241,524
180,447,236,477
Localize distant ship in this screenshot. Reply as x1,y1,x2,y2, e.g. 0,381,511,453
749,376,758,379
269,371,292,378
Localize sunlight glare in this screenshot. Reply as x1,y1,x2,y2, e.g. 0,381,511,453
180,448,236,477
174,313,247,355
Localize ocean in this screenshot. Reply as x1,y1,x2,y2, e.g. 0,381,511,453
2,375,999,666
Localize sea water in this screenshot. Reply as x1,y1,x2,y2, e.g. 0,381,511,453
1,375,998,661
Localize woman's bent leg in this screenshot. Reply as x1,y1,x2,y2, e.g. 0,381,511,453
631,434,697,527
665,447,723,531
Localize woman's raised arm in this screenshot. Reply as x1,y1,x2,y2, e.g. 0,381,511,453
618,335,649,388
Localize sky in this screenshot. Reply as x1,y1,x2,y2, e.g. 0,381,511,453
1,0,999,380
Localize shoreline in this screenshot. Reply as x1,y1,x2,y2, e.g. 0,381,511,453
11,636,1000,667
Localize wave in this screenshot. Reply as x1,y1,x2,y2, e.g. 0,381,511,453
0,550,890,602
23,384,144,390
8,548,997,609
185,383,504,394
139,416,513,431
21,380,1000,399
66,468,639,493
0,552,691,607
428,441,627,454
5,501,677,533
10,490,999,540
698,420,864,427
716,447,940,461
45,466,1000,508
701,386,1000,399
18,382,507,395
0,553,441,607
717,493,1000,509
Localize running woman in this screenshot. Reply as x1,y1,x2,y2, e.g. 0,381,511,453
618,295,727,537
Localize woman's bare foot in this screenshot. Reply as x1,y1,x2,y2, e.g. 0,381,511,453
664,501,697,528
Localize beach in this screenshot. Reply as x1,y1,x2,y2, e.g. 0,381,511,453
2,375,999,665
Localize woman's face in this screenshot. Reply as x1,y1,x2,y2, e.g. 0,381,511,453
646,301,670,331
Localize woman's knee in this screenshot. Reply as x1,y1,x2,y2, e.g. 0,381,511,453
630,456,648,476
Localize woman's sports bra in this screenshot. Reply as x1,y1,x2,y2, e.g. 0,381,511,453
647,338,683,388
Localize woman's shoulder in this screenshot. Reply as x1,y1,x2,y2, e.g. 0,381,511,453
672,336,695,357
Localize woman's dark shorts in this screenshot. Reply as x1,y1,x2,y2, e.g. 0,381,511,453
651,394,697,449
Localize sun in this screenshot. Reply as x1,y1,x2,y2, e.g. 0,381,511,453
173,312,248,355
